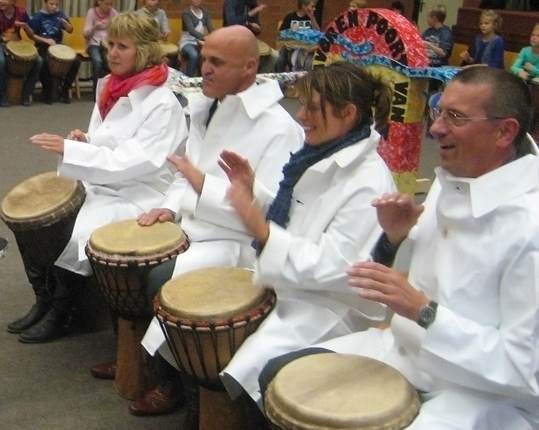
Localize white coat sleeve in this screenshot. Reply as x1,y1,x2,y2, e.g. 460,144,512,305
415,241,539,401
254,180,385,293
179,128,302,233
60,101,188,185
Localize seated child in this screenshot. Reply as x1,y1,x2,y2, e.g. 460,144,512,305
511,22,539,82
460,9,504,69
30,0,80,104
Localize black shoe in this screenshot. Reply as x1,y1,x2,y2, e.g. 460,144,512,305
18,308,68,343
7,303,50,334
21,96,32,107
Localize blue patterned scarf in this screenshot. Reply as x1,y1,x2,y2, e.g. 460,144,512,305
266,121,371,229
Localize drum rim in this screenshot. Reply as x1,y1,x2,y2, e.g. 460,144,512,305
155,287,276,330
85,236,190,267
265,354,421,430
0,181,86,231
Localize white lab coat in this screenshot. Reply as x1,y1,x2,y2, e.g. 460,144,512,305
318,138,539,429
141,78,304,356
55,80,188,275
220,128,397,405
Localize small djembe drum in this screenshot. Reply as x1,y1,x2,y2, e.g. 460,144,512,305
47,44,76,79
0,172,86,276
155,267,276,430
160,41,179,67
265,353,420,430
86,219,189,400
5,40,38,104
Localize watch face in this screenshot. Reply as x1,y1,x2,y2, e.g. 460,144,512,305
418,302,437,328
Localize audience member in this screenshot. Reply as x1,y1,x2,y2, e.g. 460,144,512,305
460,9,505,68
0,0,40,107
275,0,319,73
29,0,80,104
135,0,170,40
179,0,213,77
511,22,539,82
422,4,453,67
84,0,118,98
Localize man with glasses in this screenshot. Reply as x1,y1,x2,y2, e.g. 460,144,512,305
273,67,539,429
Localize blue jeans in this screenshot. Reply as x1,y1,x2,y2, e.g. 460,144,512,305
0,45,42,100
88,44,108,96
181,43,200,77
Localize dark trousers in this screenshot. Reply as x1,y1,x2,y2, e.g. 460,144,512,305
14,209,84,315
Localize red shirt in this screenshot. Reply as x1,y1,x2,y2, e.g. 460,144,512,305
0,6,29,42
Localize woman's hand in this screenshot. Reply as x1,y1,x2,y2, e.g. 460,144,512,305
218,150,255,198
347,261,429,321
372,193,423,246
67,129,87,142
168,154,205,194
226,179,269,245
30,133,65,154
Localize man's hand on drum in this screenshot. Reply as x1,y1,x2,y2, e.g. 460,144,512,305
372,193,423,246
137,208,175,226
67,129,87,142
30,133,64,154
168,154,205,194
347,261,429,322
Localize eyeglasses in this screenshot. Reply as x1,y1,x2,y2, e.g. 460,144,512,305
429,106,507,127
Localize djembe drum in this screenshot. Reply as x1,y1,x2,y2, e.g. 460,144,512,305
155,267,276,430
5,40,38,104
86,220,189,400
0,172,86,280
160,41,179,67
47,44,76,79
265,354,420,430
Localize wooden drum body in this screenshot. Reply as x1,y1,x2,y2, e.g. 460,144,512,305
155,267,276,430
160,41,179,66
5,40,38,104
0,172,85,272
85,220,189,400
47,44,76,79
265,354,420,430
5,40,37,77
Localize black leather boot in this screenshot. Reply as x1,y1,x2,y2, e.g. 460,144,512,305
18,307,70,343
7,302,51,334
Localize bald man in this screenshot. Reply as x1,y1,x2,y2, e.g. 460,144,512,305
111,26,304,416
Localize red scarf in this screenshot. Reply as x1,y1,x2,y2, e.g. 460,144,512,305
98,63,168,119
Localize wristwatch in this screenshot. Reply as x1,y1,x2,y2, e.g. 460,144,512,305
417,300,438,329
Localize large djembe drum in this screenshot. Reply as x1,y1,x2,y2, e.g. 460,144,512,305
5,40,38,105
0,172,86,278
265,354,420,430
85,219,189,400
47,44,76,79
155,267,276,430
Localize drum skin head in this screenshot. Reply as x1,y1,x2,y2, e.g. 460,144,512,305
89,219,185,256
48,44,76,61
6,40,37,59
1,172,78,220
265,354,420,430
160,267,266,320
